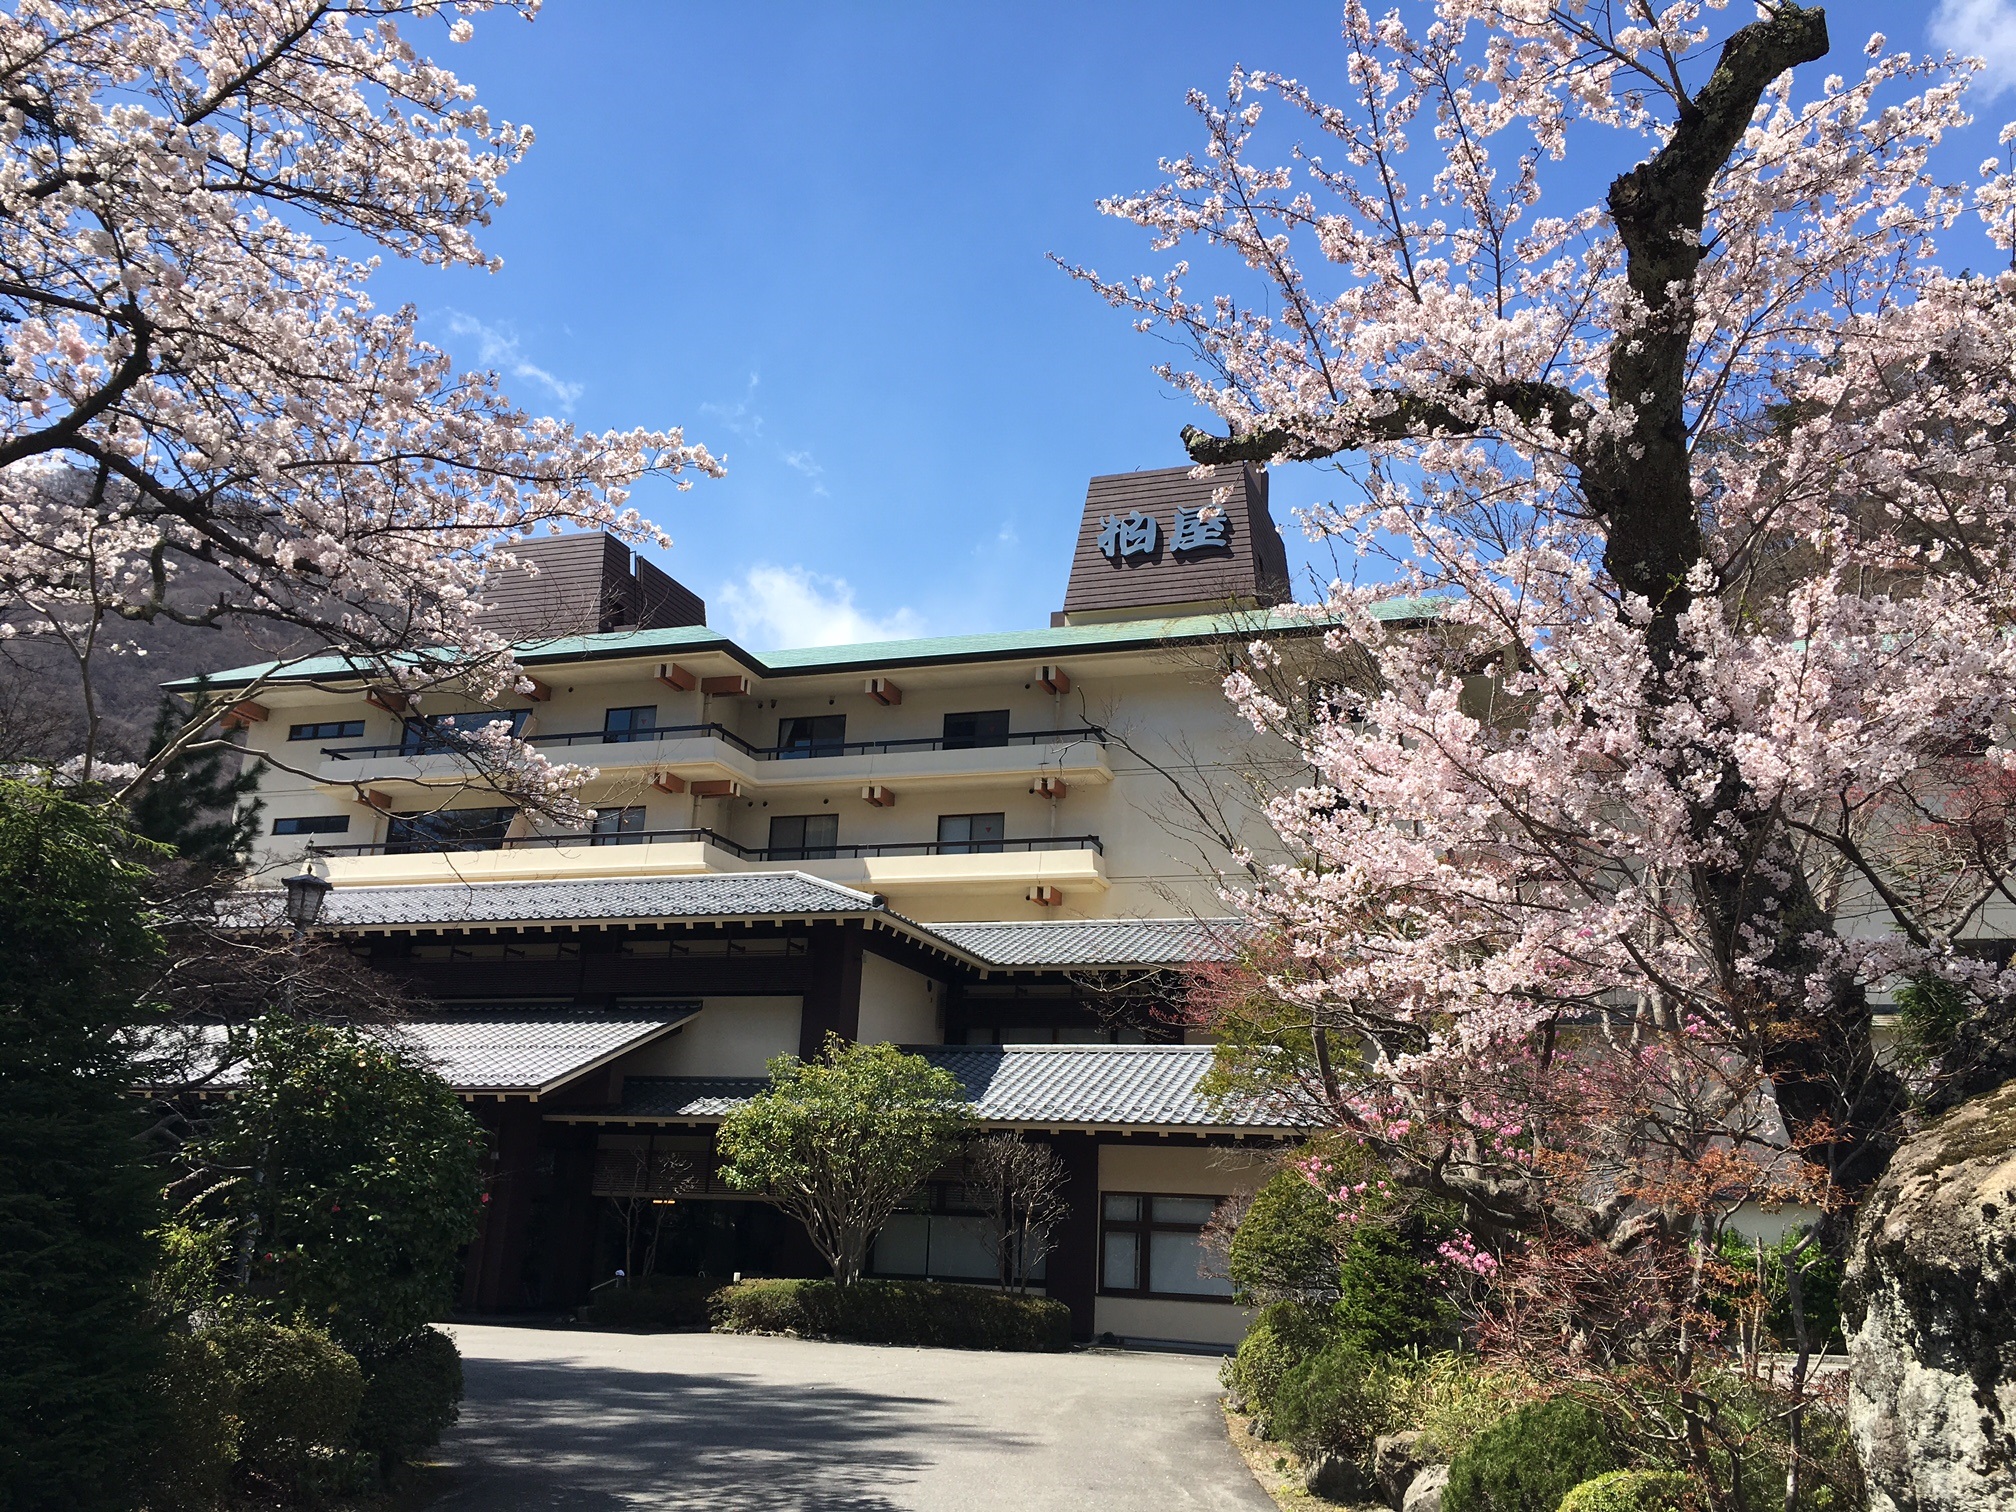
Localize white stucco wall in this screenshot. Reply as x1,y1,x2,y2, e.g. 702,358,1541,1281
1098,1142,1274,1195
857,950,942,1046
613,996,802,1078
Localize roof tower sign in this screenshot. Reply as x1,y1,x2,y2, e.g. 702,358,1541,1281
1056,463,1292,625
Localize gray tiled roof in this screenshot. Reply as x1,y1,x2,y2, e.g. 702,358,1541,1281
932,917,1249,967
134,1010,694,1095
618,1044,1303,1130
383,1010,697,1091
240,871,1249,972
239,872,886,931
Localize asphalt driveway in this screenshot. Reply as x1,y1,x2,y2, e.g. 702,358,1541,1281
427,1323,1272,1512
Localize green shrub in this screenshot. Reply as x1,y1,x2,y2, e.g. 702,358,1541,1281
1334,1216,1459,1354
1269,1339,1411,1463
208,1319,364,1489
353,1328,463,1473
144,1331,239,1511
1223,1299,1336,1419
584,1275,727,1331
711,1278,1069,1351
1557,1470,1701,1512
1406,1351,1541,1459
1444,1396,1625,1512
1228,1170,1341,1304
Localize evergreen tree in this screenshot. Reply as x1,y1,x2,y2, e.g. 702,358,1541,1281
0,781,168,1511
127,689,262,867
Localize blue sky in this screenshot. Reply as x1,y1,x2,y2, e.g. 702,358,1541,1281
369,1,2016,649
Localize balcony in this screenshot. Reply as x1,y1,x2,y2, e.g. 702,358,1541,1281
312,725,1112,794
305,829,1109,898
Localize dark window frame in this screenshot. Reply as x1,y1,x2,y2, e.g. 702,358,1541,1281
1097,1190,1234,1302
768,812,839,860
590,806,648,845
602,705,658,743
272,814,351,836
777,713,846,758
385,805,516,852
287,719,366,742
399,709,531,754
942,709,1010,750
936,811,1005,854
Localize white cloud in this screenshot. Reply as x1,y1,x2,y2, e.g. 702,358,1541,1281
712,564,924,650
1932,0,2016,97
443,312,583,410
781,449,828,496
701,371,765,440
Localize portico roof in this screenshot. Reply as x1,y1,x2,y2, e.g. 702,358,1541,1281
135,1008,698,1098
230,871,1253,973
601,1043,1305,1133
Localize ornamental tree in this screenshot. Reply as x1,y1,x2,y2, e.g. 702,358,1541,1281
715,1036,973,1286
0,1,720,820
1083,0,2016,1223
174,1013,485,1352
1082,5,2016,1495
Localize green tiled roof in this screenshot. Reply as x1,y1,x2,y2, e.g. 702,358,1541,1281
166,597,1440,692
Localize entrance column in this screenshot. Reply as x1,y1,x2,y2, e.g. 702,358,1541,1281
799,921,864,1057
464,1098,543,1312
1046,1132,1101,1340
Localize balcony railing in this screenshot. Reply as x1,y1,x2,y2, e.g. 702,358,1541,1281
317,724,1106,762
307,829,1105,861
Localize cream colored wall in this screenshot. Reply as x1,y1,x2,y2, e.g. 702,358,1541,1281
1094,1295,1252,1349
227,640,1295,917
857,951,942,1045
611,997,802,1078
1099,1142,1275,1195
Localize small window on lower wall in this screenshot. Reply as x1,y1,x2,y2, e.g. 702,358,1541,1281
272,814,350,836
1098,1192,1234,1299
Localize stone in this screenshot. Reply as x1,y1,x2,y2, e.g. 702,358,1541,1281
1374,1430,1432,1508
1846,1078,2016,1512
1303,1451,1371,1502
1401,1463,1449,1512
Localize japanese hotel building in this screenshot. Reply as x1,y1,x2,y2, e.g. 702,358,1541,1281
176,464,1387,1349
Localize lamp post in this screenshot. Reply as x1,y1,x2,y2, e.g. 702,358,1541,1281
237,857,333,1291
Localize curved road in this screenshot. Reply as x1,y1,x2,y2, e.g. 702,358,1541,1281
429,1323,1273,1512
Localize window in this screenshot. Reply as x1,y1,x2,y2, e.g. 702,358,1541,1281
942,709,1010,750
1098,1193,1234,1299
768,813,838,860
603,706,657,742
385,806,515,852
272,814,350,836
287,720,365,742
937,812,1004,854
591,806,647,845
399,710,530,754
777,714,845,758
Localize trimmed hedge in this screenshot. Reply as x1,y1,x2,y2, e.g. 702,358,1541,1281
1558,1471,1702,1512
145,1331,239,1512
712,1278,1070,1351
583,1275,728,1332
1444,1396,1624,1512
354,1327,463,1472
208,1319,364,1491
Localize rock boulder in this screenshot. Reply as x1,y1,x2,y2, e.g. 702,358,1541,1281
1846,1078,2016,1511
1374,1430,1432,1508
1401,1464,1449,1512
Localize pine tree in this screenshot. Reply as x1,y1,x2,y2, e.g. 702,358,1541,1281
128,689,263,867
0,782,169,1511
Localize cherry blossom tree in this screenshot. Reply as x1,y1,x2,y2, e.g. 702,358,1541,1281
1087,3,2016,1491
0,1,721,819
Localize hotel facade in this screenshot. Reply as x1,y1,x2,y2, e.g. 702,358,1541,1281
178,464,1378,1349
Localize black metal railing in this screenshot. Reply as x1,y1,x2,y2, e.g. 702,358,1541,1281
307,829,1104,861
317,724,1106,763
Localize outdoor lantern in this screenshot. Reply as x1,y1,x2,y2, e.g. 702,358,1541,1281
282,863,333,929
